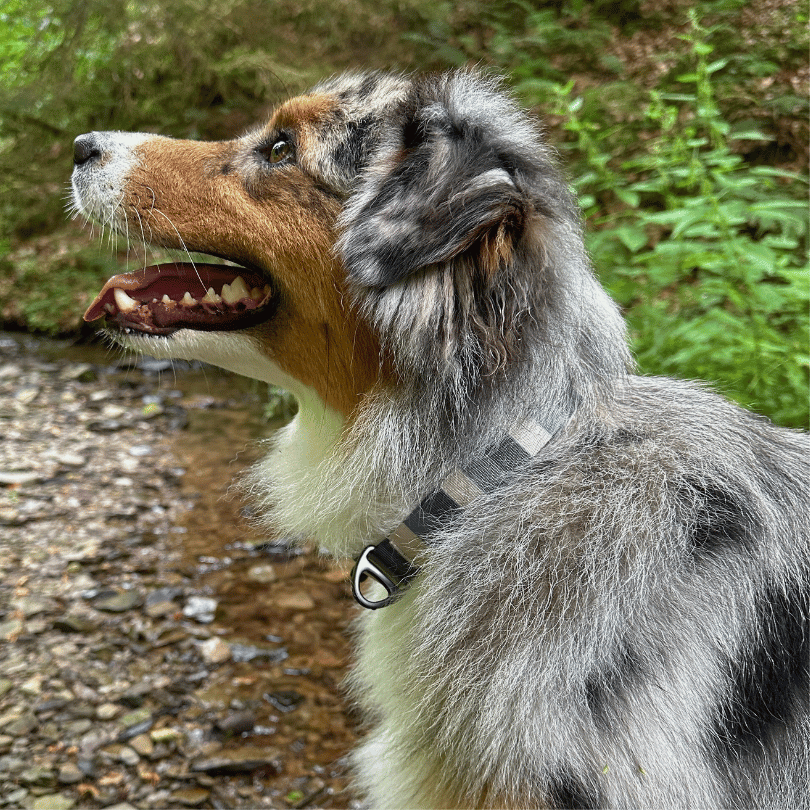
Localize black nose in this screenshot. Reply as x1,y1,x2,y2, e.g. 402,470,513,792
73,133,101,167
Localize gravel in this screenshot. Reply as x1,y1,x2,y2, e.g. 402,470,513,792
0,333,357,809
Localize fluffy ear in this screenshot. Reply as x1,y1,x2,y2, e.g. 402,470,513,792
338,88,526,288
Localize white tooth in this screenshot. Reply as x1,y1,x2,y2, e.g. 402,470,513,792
113,288,138,313
162,294,172,304
104,303,115,314
201,287,222,304
180,291,197,306
250,287,263,301
220,282,238,304
230,276,251,300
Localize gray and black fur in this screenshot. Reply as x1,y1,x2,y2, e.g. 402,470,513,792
267,71,810,809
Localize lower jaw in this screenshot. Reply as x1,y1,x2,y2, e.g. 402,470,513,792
105,303,277,336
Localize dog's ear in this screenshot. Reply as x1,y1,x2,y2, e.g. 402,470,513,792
339,85,526,287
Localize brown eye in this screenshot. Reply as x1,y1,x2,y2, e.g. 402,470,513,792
268,139,293,164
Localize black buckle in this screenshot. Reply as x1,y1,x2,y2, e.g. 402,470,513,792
351,539,419,610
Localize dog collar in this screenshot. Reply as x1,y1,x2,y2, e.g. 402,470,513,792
351,409,574,609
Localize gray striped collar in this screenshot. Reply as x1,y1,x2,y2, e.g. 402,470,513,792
352,410,574,609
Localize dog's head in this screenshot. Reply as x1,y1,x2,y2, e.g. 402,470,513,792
72,71,622,421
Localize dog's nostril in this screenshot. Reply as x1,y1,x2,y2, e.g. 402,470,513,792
73,134,101,167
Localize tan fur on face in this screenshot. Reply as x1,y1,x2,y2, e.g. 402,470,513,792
123,112,381,417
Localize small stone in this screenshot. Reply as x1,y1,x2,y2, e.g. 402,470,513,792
6,713,37,736
15,386,39,405
264,690,304,714
192,745,283,775
56,452,86,467
60,362,97,382
144,586,182,618
4,788,28,805
215,711,255,736
129,733,154,757
20,764,55,787
247,563,277,583
12,595,54,617
92,589,141,612
230,643,288,664
183,596,217,623
20,675,44,696
120,707,152,728
53,614,99,633
275,592,315,611
150,727,183,744
57,761,84,784
0,734,13,753
170,787,210,807
198,637,231,665
96,703,120,721
0,678,12,698
32,795,75,810
118,745,140,766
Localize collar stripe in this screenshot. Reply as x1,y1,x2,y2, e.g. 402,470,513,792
351,408,575,609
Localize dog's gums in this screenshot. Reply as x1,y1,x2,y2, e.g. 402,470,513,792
83,263,275,335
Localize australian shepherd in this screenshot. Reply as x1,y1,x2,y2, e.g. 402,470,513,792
70,71,809,809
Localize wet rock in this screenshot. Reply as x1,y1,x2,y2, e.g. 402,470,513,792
96,703,120,721
247,562,277,583
92,588,142,612
60,362,97,383
128,733,154,758
6,713,37,736
57,761,84,785
198,637,231,665
275,591,315,611
264,690,305,714
119,707,152,730
0,470,40,486
170,787,210,806
215,710,256,737
52,614,99,633
192,745,283,775
32,794,75,810
144,586,182,618
230,642,288,664
183,596,218,623
3,788,28,805
20,764,56,787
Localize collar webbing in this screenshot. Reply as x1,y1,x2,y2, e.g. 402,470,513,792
351,410,573,609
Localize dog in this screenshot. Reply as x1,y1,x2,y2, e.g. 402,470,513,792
70,70,809,809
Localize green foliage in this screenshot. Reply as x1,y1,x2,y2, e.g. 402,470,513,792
0,0,807,426
571,15,808,427
0,239,120,334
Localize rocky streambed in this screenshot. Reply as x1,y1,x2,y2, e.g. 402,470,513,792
0,332,358,809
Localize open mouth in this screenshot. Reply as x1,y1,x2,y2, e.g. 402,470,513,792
83,262,276,336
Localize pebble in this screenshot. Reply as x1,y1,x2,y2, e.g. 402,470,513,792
247,562,277,583
183,596,218,623
275,592,316,611
192,745,283,775
96,703,120,721
57,761,84,784
92,589,142,612
198,637,232,664
32,795,75,810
